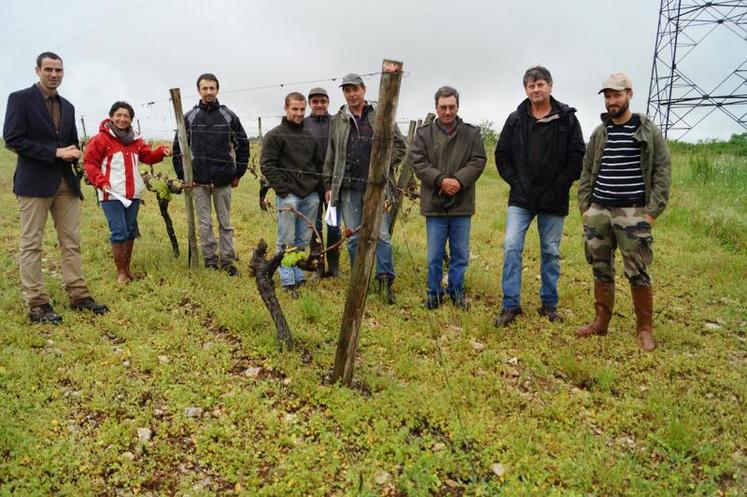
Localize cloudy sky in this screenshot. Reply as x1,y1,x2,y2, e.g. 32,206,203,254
1,0,744,142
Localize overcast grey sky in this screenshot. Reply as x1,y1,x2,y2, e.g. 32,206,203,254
1,0,744,141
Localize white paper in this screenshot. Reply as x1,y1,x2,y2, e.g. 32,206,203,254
325,205,338,227
105,189,132,208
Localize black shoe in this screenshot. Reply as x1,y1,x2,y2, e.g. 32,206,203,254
221,264,239,277
283,284,299,299
205,262,219,271
494,307,522,327
424,294,443,310
29,303,63,324
71,297,109,315
377,276,395,305
538,305,562,322
450,293,470,311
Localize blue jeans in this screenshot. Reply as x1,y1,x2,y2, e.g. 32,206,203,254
426,216,471,299
339,189,395,279
501,205,564,310
101,199,140,243
276,192,319,287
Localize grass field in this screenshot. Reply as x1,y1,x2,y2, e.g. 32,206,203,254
0,133,745,496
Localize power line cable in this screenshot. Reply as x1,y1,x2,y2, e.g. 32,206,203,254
0,0,51,31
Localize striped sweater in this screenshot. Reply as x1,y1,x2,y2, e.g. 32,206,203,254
590,114,645,206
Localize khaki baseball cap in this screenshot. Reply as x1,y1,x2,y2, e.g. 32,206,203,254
598,73,633,93
308,87,328,98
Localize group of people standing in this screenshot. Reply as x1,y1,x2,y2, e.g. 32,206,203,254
4,52,671,351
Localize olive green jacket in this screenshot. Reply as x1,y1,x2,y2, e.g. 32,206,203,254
411,118,486,216
322,103,406,206
578,113,672,218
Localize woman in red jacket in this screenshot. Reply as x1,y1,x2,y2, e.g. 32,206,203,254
84,101,170,283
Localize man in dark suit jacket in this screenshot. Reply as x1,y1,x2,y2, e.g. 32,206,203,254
3,52,108,324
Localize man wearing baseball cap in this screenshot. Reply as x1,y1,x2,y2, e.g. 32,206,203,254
304,87,341,278
323,73,405,304
577,73,672,351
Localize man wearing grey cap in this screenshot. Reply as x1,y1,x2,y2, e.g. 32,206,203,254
577,73,672,351
304,87,341,278
323,73,406,304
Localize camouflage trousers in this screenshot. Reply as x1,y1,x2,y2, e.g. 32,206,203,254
582,203,653,287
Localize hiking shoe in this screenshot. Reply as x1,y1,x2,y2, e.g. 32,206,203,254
494,307,523,327
29,303,63,324
71,297,109,315
283,284,299,300
221,264,239,277
424,294,443,310
205,262,219,270
538,305,562,322
450,293,470,311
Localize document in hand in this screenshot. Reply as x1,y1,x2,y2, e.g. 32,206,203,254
105,189,133,208
325,205,338,227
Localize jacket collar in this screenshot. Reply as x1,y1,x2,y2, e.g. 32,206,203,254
518,96,574,118
198,99,221,112
281,117,304,129
435,116,462,136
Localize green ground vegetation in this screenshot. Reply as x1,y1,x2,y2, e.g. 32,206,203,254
0,134,745,496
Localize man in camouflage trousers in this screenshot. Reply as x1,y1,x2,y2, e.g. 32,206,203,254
577,73,671,351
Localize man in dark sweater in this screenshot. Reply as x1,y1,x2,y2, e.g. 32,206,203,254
494,66,586,327
261,92,322,294
304,87,341,278
172,73,250,275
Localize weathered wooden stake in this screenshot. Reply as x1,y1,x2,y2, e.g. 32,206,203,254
389,119,417,234
80,116,88,142
136,118,141,135
257,117,263,139
170,88,200,269
332,59,404,386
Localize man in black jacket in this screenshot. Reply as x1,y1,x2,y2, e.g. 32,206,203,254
3,52,108,323
173,73,250,275
494,66,585,327
261,92,322,295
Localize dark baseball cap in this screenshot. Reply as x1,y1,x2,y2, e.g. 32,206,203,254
308,87,328,98
339,73,365,87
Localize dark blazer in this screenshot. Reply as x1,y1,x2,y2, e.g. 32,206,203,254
3,85,82,198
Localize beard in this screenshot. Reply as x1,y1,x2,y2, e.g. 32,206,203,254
606,99,630,119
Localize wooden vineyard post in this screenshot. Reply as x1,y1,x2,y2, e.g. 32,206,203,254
332,59,404,386
258,117,263,139
389,119,417,235
170,88,200,269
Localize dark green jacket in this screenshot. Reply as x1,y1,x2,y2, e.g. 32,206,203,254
261,118,321,198
322,103,406,206
578,113,671,218
411,118,486,216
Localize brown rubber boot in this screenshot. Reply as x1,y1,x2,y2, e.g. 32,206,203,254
577,280,615,337
111,242,130,283
631,285,655,351
123,239,142,280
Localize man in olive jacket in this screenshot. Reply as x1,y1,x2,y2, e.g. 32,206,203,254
323,73,406,304
411,86,486,310
577,73,671,351
261,92,321,295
